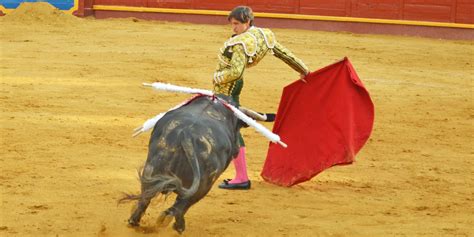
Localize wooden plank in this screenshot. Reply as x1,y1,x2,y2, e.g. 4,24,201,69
93,0,113,5
146,0,194,9
299,0,347,16
346,0,352,17
94,0,144,7
455,1,474,24
192,0,247,11
403,4,452,22
351,0,402,19
248,0,298,14
404,0,454,5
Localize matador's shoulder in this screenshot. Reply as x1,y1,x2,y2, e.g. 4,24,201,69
224,28,258,57
255,27,276,49
222,27,278,57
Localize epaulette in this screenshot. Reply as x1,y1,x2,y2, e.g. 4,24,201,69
224,29,258,57
256,27,276,49
221,27,278,63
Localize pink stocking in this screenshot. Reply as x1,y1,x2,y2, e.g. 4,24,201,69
229,147,249,184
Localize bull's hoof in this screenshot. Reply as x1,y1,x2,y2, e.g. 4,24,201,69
218,180,251,190
156,211,173,227
127,219,140,227
173,222,185,234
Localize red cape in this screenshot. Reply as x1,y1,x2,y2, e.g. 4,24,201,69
261,57,374,187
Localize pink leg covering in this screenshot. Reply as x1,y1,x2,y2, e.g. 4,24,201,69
229,147,249,184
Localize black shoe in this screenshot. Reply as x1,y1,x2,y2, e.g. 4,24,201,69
218,180,251,190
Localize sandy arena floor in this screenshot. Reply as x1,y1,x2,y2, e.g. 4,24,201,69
1,3,473,237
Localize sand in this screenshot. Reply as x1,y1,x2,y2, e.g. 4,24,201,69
1,3,473,237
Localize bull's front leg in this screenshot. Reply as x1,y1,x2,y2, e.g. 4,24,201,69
128,197,151,227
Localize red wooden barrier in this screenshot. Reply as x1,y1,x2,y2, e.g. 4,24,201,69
89,0,473,24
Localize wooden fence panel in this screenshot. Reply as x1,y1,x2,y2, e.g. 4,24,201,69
299,0,349,16
455,0,474,24
192,0,247,11
247,0,298,14
350,0,402,20
146,0,194,9
403,0,455,22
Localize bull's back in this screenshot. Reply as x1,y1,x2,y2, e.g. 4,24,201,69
146,97,239,178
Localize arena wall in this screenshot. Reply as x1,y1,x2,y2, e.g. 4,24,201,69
86,0,474,24
1,0,473,40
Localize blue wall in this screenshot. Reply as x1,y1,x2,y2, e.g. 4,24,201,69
0,0,74,10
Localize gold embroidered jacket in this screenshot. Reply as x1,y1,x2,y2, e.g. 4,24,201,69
213,26,309,98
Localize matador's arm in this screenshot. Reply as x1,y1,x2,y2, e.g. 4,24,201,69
272,42,309,75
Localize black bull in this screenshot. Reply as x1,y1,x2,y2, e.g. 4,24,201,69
120,95,247,233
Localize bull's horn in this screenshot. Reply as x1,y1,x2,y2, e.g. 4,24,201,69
239,107,267,121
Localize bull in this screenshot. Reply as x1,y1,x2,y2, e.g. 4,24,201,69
120,94,263,233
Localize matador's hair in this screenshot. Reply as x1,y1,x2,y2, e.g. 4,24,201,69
228,6,254,26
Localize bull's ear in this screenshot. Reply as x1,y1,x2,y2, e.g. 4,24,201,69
239,107,267,121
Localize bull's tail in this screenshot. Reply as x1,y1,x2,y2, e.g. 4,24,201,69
119,132,201,204
118,169,181,204
178,132,201,198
